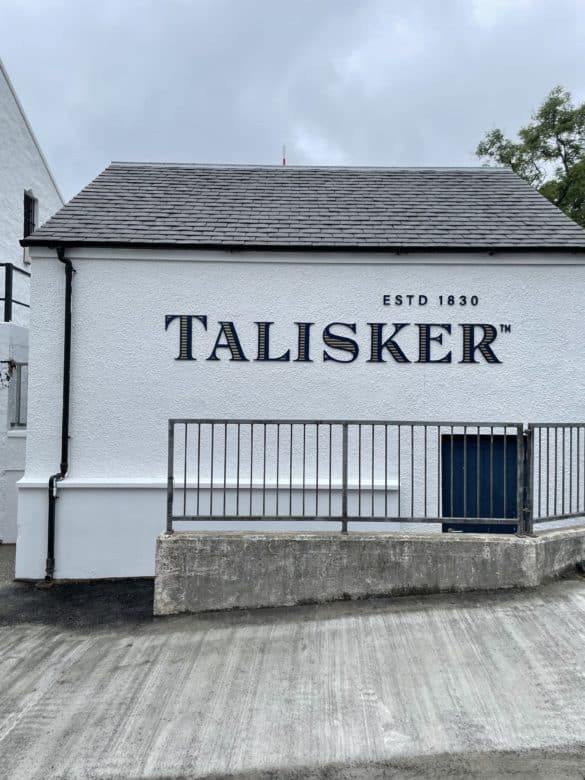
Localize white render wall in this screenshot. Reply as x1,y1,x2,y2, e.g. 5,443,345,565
0,60,62,547
16,247,585,578
0,61,63,272
0,323,28,542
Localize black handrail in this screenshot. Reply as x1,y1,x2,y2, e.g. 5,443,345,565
0,263,31,322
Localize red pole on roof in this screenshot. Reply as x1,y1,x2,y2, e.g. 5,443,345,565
282,145,286,167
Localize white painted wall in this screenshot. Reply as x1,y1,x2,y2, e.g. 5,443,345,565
0,60,63,274
0,323,28,542
0,59,62,548
16,247,585,579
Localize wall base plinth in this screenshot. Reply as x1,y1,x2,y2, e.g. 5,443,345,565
153,526,585,615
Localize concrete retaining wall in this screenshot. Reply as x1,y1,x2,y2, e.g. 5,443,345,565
153,526,585,614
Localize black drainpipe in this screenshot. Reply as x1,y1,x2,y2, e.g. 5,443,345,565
46,246,74,581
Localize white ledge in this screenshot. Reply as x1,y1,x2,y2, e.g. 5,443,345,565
18,476,399,491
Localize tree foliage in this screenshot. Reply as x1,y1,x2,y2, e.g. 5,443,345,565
476,86,585,228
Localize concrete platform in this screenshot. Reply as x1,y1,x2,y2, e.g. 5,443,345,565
1,544,585,778
154,525,585,615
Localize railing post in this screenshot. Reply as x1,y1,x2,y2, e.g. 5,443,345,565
341,422,348,533
167,420,175,533
516,426,533,536
524,426,534,535
516,425,524,533
4,263,13,323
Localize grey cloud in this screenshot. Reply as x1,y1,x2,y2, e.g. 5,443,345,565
1,0,584,201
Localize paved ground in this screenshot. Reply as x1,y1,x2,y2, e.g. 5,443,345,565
0,545,584,779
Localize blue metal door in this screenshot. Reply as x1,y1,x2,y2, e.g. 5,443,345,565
441,434,518,533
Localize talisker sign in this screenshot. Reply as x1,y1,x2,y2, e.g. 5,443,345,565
165,315,506,364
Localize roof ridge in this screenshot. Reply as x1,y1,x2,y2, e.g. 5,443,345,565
109,161,512,174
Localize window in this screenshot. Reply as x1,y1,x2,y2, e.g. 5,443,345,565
23,192,37,238
9,363,28,428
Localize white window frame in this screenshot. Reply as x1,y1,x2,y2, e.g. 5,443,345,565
8,362,28,429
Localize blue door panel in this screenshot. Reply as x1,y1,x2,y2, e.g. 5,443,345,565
441,434,518,533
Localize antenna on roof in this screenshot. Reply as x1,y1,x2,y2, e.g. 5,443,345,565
282,144,286,167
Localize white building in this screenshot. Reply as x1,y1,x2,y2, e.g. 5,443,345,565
16,162,585,580
0,57,63,543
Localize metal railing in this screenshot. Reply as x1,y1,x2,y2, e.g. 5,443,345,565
529,423,585,523
0,263,31,322
167,419,543,533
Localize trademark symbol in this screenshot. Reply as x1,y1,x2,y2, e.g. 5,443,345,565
500,324,512,334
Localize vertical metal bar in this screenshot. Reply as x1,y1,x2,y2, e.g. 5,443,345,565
526,427,534,534
546,427,550,517
577,426,581,514
503,427,507,518
424,425,428,518
371,423,375,518
489,426,494,518
576,425,581,512
223,423,228,516
577,426,580,515
302,423,306,516
250,423,254,516
236,423,240,516
358,424,362,517
570,426,573,514
385,424,389,518
562,426,566,516
289,424,293,516
553,428,559,515
210,423,215,518
476,426,480,518
342,423,348,533
328,424,332,518
262,423,267,516
516,425,524,531
437,425,440,518
4,263,13,323
580,426,585,511
197,422,201,516
410,424,414,518
276,423,280,517
398,425,402,518
538,426,542,519
463,426,467,519
450,425,454,518
183,423,188,517
166,420,175,533
316,423,320,516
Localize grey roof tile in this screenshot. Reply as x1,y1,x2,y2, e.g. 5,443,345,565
22,162,585,250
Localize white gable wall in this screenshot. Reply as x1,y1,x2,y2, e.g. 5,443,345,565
0,60,63,271
0,60,62,542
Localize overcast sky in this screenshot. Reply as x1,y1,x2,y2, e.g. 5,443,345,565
1,0,584,202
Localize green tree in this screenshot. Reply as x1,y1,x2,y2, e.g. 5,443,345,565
476,86,585,228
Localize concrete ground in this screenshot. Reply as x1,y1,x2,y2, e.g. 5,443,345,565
0,545,584,778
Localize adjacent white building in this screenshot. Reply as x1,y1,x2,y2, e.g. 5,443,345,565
0,57,63,543
17,162,585,580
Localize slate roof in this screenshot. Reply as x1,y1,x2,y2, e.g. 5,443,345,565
22,162,585,251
